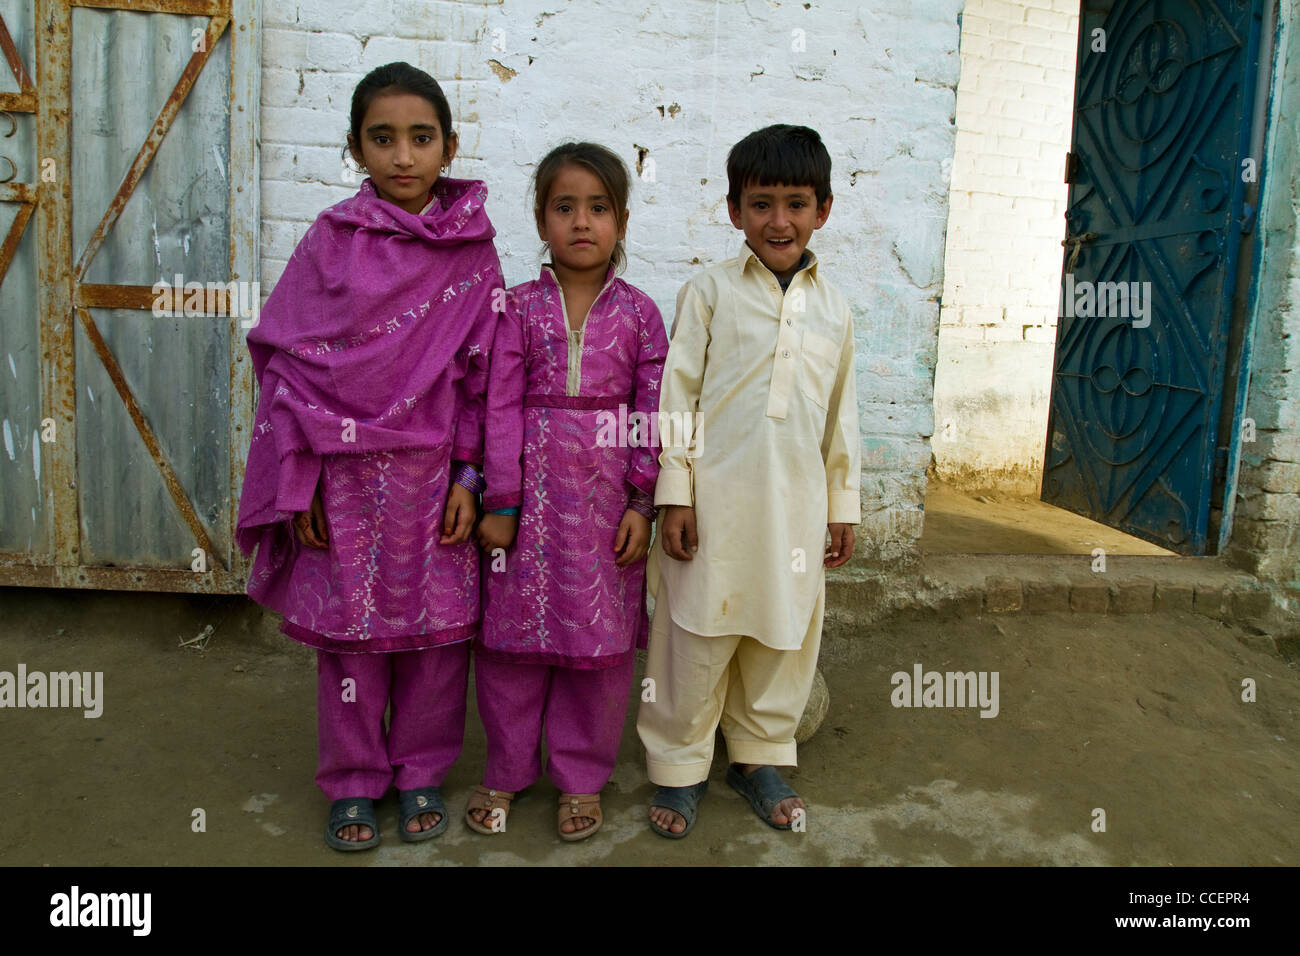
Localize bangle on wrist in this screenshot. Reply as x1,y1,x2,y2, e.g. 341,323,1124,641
454,463,485,496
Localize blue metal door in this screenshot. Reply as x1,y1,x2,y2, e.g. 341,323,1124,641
1043,0,1265,554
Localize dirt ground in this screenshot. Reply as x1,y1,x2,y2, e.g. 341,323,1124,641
2,584,1296,867
921,480,1175,556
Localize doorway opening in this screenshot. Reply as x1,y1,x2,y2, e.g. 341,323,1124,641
926,0,1267,558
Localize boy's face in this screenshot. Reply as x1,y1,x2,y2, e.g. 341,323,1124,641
728,182,832,282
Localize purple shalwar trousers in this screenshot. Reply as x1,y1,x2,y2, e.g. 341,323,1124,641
475,653,635,794
316,643,470,801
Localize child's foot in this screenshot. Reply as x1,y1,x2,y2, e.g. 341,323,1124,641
649,805,686,835
648,781,708,839
406,812,440,834
324,797,380,851
398,787,448,842
336,824,375,842
465,784,516,834
558,793,603,841
728,764,803,829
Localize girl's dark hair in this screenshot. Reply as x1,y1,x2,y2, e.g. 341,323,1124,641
347,61,455,160
533,142,632,274
726,124,832,208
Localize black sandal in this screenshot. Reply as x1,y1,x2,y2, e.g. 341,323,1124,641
648,781,709,839
324,797,380,851
398,787,448,843
726,764,800,830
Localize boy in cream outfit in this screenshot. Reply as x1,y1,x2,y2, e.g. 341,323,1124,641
637,125,861,837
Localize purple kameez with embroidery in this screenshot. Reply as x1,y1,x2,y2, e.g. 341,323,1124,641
481,266,669,669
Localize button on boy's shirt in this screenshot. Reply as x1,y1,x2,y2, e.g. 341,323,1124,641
653,241,861,650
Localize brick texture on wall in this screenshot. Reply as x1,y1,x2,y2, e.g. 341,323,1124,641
932,0,1079,491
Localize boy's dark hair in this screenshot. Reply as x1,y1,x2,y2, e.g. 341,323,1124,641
347,61,455,160
533,142,632,274
726,125,832,208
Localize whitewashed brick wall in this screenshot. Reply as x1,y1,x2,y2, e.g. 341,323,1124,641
259,0,964,562
932,0,1078,491
1228,2,1300,587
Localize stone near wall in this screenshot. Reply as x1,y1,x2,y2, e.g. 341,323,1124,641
1193,586,1228,619
796,667,830,744
1022,578,1070,612
1112,581,1155,614
1229,588,1274,624
1069,583,1110,614
985,577,1024,613
1154,584,1195,613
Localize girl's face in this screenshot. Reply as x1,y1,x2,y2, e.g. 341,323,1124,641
537,164,626,276
349,90,456,215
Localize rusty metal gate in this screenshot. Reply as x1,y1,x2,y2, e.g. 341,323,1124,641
0,0,259,592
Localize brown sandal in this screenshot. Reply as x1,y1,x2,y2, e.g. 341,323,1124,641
558,792,602,842
465,784,515,835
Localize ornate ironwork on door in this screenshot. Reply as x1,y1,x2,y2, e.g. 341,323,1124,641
0,0,259,592
1043,0,1265,555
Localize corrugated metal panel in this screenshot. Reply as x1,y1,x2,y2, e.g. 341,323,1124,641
0,0,260,593
0,2,44,555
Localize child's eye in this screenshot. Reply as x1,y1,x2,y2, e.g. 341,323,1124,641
374,135,391,145
592,204,607,213
416,134,433,144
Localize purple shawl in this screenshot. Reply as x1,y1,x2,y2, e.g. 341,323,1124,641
236,177,503,555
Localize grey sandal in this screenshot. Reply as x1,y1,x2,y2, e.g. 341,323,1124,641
727,764,800,830
398,787,448,843
325,797,380,851
648,781,709,839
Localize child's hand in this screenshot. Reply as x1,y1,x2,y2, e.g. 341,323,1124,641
476,513,518,552
293,486,330,549
613,509,652,566
441,483,477,545
660,505,698,561
825,523,855,568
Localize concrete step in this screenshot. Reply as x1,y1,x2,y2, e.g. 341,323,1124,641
825,553,1299,652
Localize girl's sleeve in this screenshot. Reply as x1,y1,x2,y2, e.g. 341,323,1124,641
482,289,526,512
451,258,503,468
625,291,669,514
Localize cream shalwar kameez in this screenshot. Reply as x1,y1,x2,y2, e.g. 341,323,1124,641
637,241,861,786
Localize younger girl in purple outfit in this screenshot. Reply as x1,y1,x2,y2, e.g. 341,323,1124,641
470,143,668,840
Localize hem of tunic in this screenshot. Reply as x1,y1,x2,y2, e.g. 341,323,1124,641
472,641,635,670
656,575,822,651
282,619,478,654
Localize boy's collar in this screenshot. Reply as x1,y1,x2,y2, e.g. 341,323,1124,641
737,241,819,284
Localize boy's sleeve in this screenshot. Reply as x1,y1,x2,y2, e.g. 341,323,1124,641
822,304,861,525
482,289,525,512
451,259,503,468
654,278,712,508
625,292,670,508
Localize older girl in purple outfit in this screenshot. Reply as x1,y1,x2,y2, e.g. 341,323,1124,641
471,143,668,841
236,62,502,851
